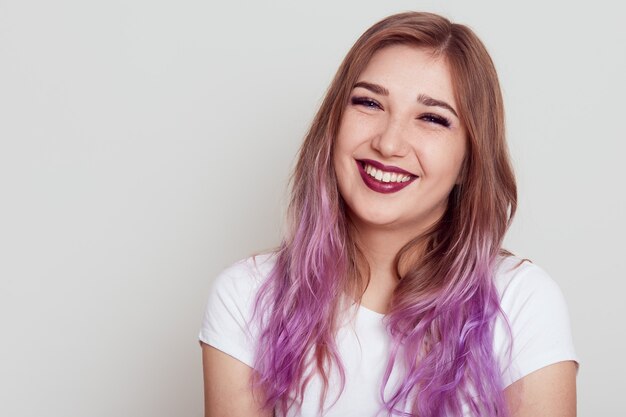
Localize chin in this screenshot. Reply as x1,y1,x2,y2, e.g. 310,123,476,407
349,209,407,230
347,202,447,236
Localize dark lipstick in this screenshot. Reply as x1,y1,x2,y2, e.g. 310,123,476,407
356,159,417,194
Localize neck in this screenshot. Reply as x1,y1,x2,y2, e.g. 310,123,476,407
357,228,406,278
350,217,430,313
353,217,430,272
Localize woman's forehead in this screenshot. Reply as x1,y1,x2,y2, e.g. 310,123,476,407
355,44,457,109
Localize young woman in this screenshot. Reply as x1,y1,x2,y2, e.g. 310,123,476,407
199,12,578,417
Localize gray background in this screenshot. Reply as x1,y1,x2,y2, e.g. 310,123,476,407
1,0,624,416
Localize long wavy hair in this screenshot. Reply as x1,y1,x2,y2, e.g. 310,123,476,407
252,11,517,417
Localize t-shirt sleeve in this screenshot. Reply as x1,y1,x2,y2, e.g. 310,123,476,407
495,261,579,387
198,259,263,368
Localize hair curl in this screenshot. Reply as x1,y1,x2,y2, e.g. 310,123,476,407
253,11,517,417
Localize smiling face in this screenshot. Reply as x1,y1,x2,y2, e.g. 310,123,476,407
333,44,467,236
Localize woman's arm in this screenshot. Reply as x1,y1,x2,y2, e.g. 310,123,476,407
202,342,273,417
504,360,577,417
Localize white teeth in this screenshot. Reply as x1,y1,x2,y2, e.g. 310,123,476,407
363,163,413,183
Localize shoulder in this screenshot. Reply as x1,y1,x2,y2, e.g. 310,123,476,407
199,252,277,366
205,252,277,320
210,252,277,298
492,255,578,387
493,255,568,318
494,256,560,295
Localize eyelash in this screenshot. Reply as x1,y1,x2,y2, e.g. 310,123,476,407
350,96,381,110
349,96,451,128
420,113,451,128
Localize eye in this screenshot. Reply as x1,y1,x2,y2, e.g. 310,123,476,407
350,96,383,110
419,113,451,128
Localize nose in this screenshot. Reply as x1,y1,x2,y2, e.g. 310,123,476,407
370,116,411,158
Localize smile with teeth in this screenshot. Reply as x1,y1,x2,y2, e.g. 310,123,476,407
363,163,413,183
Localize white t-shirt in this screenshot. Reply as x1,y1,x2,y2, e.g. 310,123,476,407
199,253,578,416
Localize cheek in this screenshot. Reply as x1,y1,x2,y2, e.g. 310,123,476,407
333,128,359,175
334,125,354,155
451,142,468,180
335,111,378,150
331,148,342,180
331,138,351,192
421,140,466,182
447,147,466,177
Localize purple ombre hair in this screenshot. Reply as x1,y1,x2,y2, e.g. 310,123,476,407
252,12,517,417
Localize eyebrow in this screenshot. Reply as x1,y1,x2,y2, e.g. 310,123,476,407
417,94,458,118
353,81,389,96
353,81,459,119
